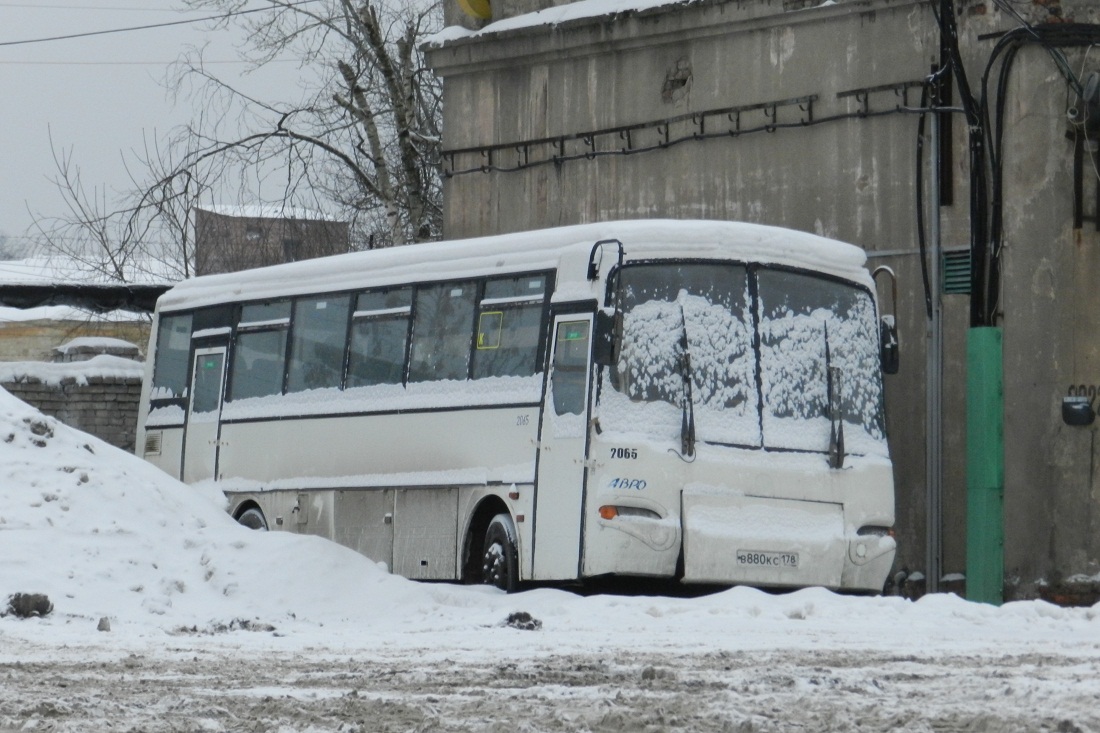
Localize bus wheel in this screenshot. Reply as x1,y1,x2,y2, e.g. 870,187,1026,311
482,514,518,592
237,507,268,531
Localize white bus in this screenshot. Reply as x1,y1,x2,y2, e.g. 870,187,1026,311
136,220,898,592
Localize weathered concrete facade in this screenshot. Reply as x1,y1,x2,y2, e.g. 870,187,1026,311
0,317,149,363
429,0,1100,598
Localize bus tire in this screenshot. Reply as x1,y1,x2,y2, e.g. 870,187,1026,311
237,507,268,531
482,513,518,592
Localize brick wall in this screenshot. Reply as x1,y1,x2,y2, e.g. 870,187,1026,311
2,374,143,453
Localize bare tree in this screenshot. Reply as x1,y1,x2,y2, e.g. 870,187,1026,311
29,130,210,284
169,0,444,249
30,0,443,286
0,232,18,260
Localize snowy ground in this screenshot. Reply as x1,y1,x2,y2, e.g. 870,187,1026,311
2,386,1099,732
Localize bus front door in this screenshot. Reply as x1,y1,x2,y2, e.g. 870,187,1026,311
182,347,227,483
532,314,594,580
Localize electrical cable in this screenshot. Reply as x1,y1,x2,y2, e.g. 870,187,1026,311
0,0,320,47
931,0,988,326
0,3,186,10
976,22,1100,324
914,79,934,321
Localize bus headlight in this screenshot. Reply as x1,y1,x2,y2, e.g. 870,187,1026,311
599,505,662,520
596,505,676,551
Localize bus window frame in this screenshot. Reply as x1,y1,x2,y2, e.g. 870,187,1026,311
207,269,556,409
346,287,414,389
470,273,553,380
227,299,293,401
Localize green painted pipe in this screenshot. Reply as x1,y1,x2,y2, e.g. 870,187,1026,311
966,327,1004,605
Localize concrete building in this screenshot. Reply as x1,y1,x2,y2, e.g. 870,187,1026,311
193,206,350,276
427,0,1100,600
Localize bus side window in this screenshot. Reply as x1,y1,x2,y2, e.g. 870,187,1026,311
191,352,225,414
471,275,547,380
408,282,477,382
347,288,412,387
552,320,590,416
229,301,291,400
287,295,351,393
151,314,193,400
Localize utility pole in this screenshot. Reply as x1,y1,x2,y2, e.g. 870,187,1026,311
926,108,944,596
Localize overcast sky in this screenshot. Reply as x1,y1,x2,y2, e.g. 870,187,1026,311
0,1,297,251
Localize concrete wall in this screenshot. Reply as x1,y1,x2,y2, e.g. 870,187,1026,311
429,0,1100,597
0,318,149,363
995,38,1100,595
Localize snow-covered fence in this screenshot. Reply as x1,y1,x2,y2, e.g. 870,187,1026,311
0,356,145,452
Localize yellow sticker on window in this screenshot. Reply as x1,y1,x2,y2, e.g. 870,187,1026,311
477,311,503,350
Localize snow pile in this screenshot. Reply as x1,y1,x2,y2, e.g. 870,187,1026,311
1,384,1098,658
0,386,439,634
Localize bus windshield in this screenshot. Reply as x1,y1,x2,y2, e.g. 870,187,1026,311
601,262,886,456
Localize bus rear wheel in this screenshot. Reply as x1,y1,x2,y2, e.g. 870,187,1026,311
482,513,518,592
237,507,268,531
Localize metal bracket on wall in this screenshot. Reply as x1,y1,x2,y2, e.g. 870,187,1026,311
440,94,820,177
837,80,925,116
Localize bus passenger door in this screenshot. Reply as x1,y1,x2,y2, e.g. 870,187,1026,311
533,314,594,580
182,347,226,483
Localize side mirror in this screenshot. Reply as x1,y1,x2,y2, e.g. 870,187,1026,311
593,309,620,366
880,315,899,375
873,266,899,376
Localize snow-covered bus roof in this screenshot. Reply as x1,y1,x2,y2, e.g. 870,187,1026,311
156,220,870,313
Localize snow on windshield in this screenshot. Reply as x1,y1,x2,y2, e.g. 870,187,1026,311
599,263,886,456
758,269,886,457
607,296,758,446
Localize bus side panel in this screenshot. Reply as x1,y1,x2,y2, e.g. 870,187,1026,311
393,488,459,580
334,489,395,571
216,408,537,482
140,427,185,480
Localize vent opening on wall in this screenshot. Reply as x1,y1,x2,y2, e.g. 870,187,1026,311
942,249,971,295
143,431,162,457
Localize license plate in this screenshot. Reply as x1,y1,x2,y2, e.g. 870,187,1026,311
736,550,799,569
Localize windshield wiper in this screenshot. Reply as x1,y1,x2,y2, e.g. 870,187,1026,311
679,305,696,459
824,322,845,469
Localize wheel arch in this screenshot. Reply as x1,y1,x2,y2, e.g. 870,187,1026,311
462,496,512,583
231,498,264,522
